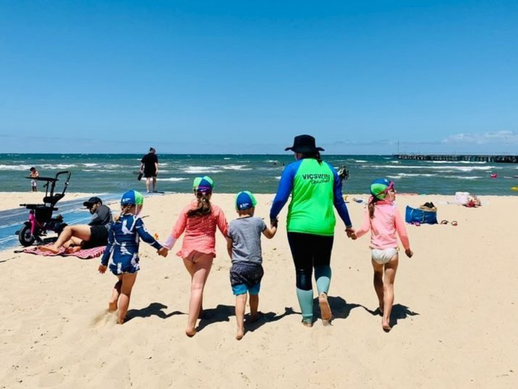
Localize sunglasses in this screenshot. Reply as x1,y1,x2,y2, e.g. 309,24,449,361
196,190,212,198
384,182,395,193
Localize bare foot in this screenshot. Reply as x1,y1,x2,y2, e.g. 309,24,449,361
108,302,117,312
236,328,244,340
65,246,82,254
318,292,333,323
382,320,391,332
39,245,60,254
248,312,261,323
185,327,196,337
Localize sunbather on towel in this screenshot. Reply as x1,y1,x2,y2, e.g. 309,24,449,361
40,196,112,253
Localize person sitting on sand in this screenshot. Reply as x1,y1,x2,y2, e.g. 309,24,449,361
349,179,414,332
226,191,277,340
98,190,167,324
40,196,113,253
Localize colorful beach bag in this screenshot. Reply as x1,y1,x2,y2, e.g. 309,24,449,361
405,206,438,225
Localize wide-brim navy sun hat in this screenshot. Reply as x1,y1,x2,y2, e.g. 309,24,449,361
285,134,324,153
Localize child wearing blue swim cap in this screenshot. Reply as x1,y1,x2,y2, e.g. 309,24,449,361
99,190,168,324
227,191,277,340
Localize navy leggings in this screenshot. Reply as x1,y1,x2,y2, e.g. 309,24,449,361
287,232,334,291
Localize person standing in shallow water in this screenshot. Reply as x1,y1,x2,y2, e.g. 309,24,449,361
140,147,158,193
269,134,354,327
29,167,39,192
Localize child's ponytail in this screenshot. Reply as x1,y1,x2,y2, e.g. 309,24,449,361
187,194,212,217
368,196,379,219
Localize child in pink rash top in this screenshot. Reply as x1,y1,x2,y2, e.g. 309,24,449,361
163,176,228,337
351,178,414,332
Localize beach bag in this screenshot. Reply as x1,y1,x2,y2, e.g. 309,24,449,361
405,206,438,225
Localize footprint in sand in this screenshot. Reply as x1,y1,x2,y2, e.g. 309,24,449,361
91,310,117,328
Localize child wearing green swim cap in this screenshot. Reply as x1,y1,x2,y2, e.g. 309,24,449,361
350,179,414,332
163,176,229,337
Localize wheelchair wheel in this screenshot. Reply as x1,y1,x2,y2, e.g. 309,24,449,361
18,225,35,246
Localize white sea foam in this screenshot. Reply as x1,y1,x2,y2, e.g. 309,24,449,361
431,160,487,164
447,176,480,180
1,163,78,170
370,164,494,171
82,163,98,167
183,166,223,174
354,160,367,163
0,164,35,171
222,165,252,171
158,177,188,182
394,173,439,178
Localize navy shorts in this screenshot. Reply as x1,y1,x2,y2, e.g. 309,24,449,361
230,263,264,296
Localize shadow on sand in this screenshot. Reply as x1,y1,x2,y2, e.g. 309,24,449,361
362,303,420,329
196,305,299,334
304,295,365,325
126,302,184,322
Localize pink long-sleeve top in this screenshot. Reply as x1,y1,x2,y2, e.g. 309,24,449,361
354,200,410,251
171,201,229,259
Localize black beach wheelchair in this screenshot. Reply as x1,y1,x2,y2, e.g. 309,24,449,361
16,170,71,246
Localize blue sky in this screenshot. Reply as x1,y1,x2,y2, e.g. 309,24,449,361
0,0,517,154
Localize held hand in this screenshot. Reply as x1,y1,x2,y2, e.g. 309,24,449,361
345,227,356,240
405,248,414,258
158,247,168,257
98,265,107,274
270,218,278,228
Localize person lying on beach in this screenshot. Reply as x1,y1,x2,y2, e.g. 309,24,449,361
465,195,481,208
163,176,228,337
40,196,112,253
98,190,167,324
350,179,413,332
226,191,277,340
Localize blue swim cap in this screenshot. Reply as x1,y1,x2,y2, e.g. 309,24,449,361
193,176,214,193
235,191,257,211
121,190,144,206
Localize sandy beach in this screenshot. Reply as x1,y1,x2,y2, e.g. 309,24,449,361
0,192,517,388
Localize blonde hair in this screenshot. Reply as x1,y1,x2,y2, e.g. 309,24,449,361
187,192,212,217
114,204,135,222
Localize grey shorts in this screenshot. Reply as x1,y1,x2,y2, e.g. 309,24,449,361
371,248,398,265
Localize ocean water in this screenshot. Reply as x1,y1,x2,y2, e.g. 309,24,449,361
1,153,516,251
1,153,518,196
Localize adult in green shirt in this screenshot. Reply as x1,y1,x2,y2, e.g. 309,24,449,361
270,135,354,327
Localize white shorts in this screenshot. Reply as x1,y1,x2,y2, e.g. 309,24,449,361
371,248,398,265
